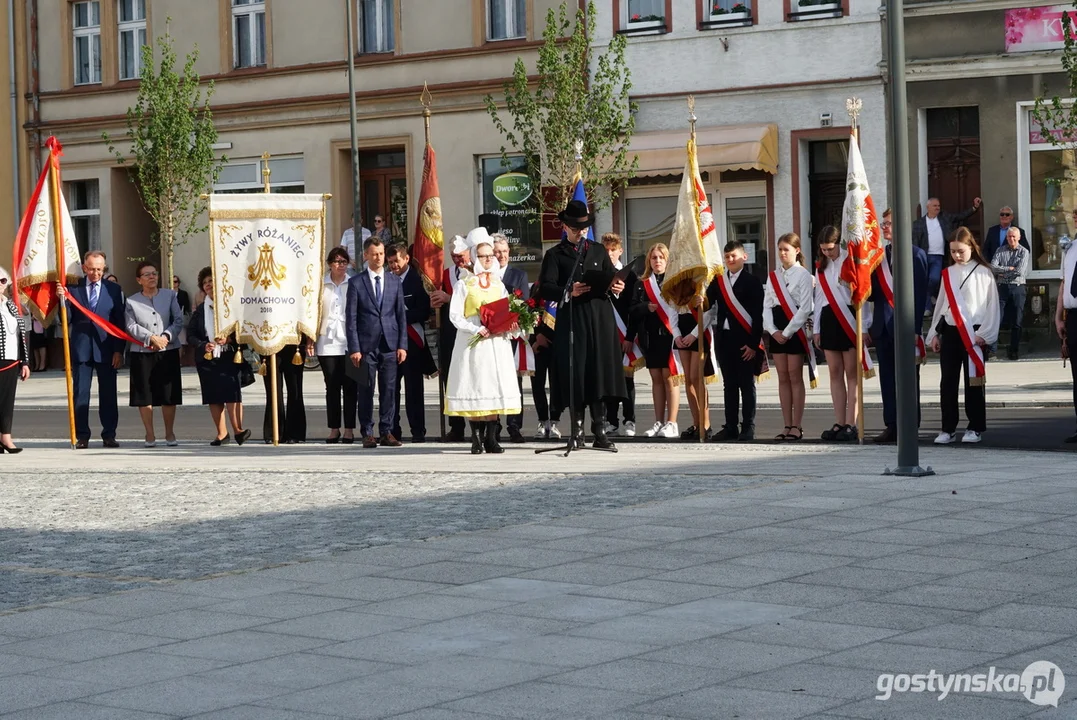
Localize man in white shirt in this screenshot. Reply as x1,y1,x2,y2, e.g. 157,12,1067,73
1055,219,1077,443
912,196,982,309
340,213,372,270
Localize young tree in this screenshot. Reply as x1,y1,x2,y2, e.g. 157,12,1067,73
104,24,223,284
1032,5,1077,149
485,1,637,215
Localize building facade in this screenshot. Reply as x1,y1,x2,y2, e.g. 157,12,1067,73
902,0,1071,339
593,0,887,277
18,0,570,291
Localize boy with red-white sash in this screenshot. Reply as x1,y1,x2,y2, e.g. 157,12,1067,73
706,240,768,442
869,208,929,444
926,226,1000,445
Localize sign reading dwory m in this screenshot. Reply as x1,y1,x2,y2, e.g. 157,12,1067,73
209,194,326,355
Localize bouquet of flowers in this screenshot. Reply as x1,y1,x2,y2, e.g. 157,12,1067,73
469,289,540,347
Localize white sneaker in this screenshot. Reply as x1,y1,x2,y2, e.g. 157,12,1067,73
622,421,636,437
658,421,679,438
548,422,562,439
934,432,957,445
961,430,982,444
603,421,616,435
644,421,663,437
535,422,548,440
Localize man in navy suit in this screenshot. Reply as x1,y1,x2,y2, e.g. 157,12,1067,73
347,237,408,448
493,233,529,443
386,242,433,443
982,206,1030,261
64,251,125,448
871,209,929,444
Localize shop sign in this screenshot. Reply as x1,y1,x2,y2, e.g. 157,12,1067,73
1006,6,1077,53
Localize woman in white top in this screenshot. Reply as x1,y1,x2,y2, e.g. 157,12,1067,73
316,247,358,443
764,232,813,441
0,265,30,453
812,226,871,442
926,226,1000,445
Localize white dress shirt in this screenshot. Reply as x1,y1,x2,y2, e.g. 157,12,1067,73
812,252,872,333
367,267,386,306
926,216,945,255
1062,243,1077,311
763,263,813,337
925,262,1001,346
0,304,17,361
722,268,742,330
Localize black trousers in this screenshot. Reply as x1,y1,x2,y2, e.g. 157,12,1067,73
939,324,987,434
0,364,18,435
1068,312,1077,427
717,337,756,429
319,355,356,430
507,376,524,430
262,346,307,442
606,376,636,426
530,346,562,423
393,356,426,439
876,331,922,430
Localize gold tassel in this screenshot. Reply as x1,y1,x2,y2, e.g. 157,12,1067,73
292,348,304,366
203,351,213,361
233,348,244,364
258,360,267,376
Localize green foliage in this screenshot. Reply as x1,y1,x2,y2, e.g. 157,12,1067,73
485,1,637,215
104,22,224,282
1032,4,1077,149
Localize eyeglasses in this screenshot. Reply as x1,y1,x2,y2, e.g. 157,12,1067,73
1000,212,1013,217
375,218,385,224
329,260,349,265
881,221,893,228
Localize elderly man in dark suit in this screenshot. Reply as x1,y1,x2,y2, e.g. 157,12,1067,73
63,250,126,448
982,206,1031,261
492,233,529,443
386,242,433,443
912,196,981,308
346,237,408,448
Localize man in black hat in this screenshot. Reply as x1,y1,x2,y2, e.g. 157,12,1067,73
537,200,627,449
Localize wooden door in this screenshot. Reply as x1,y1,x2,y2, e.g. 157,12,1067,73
807,139,849,261
926,107,982,240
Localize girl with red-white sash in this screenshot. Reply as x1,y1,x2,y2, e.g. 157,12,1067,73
926,226,999,445
630,243,682,439
812,226,872,443
763,232,814,441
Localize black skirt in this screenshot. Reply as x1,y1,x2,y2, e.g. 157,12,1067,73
196,356,243,405
768,307,808,355
643,328,674,370
819,305,854,352
129,349,183,407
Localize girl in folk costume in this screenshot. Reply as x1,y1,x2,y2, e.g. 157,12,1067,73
444,227,523,454
764,232,816,441
812,226,873,442
630,243,682,438
926,226,1000,445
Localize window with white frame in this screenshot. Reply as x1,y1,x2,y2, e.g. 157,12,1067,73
232,0,266,69
706,0,751,22
359,0,394,53
65,180,101,259
488,0,526,41
789,0,842,21
623,0,665,30
73,1,102,85
213,156,304,194
118,0,148,80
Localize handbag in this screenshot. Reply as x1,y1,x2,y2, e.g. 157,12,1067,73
238,345,256,387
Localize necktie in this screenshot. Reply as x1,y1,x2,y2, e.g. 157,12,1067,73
89,282,99,312
375,275,382,306
1071,260,1077,299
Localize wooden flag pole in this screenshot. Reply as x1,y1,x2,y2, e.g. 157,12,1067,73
262,152,280,447
848,99,865,445
688,96,707,443
421,83,448,443
46,148,77,448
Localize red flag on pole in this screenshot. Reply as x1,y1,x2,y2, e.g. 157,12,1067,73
412,142,444,292
839,132,884,308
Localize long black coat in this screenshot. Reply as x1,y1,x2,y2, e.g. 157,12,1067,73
538,238,626,409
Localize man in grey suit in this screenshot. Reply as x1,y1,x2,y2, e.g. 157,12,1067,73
346,237,408,448
493,233,528,443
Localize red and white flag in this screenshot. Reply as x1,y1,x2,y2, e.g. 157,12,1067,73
839,133,884,309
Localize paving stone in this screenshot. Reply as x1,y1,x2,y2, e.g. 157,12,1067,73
727,550,859,573
566,614,737,646
796,600,973,631
477,635,657,668
852,553,996,575
379,561,527,585
84,675,290,716
204,592,361,620
571,578,732,605
829,695,1041,719
647,598,811,626
149,629,332,663
496,594,657,623
255,610,426,641
0,703,173,719
357,593,515,621
888,622,1069,654
367,656,561,692
815,641,1007,672
0,674,109,713
0,609,116,638
293,577,448,602
192,651,393,690
600,548,716,571
434,577,591,602
251,561,394,584
466,547,594,569
723,619,902,651
515,561,658,586
310,629,498,664
186,707,344,720
0,628,167,662
66,590,222,618
105,609,271,640
716,581,879,610
793,539,921,559
639,637,828,678
262,676,474,717
549,658,719,695
597,524,716,542
788,567,938,592
634,684,846,719
726,661,887,699
37,650,227,689
971,603,1077,635
935,570,1077,595
653,562,804,588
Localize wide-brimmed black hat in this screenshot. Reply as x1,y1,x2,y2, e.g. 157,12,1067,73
558,200,594,229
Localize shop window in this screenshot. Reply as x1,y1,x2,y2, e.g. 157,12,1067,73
1028,148,1075,274
626,194,677,261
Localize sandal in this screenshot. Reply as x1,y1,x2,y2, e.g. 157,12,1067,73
786,426,804,441
821,423,843,441
775,425,793,441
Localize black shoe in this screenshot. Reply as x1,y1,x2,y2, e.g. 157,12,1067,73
483,422,504,454
470,422,484,455
821,423,843,441
703,427,713,441
210,435,231,447
507,426,526,443
711,425,739,442
1007,348,1018,361
340,435,354,445
680,425,698,441
739,425,755,442
0,444,22,453
592,432,617,450
445,429,466,443
1066,431,1077,444
235,429,251,446
326,435,340,444
411,435,426,444
102,438,120,448
874,426,896,444
836,425,857,442
75,439,89,450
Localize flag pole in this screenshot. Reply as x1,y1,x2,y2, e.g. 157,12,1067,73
421,83,447,443
46,146,77,448
847,99,865,445
688,96,707,443
262,152,280,447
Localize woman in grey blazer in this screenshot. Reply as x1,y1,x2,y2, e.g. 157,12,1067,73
125,261,184,447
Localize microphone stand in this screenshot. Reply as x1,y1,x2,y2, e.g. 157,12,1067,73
536,231,618,457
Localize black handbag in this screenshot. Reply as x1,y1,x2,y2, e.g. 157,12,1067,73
238,346,256,387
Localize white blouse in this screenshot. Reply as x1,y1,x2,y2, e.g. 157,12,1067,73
925,262,1001,346
763,263,814,337
812,253,872,333
0,304,18,361
316,272,353,356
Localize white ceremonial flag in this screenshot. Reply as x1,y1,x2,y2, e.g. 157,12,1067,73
209,194,326,355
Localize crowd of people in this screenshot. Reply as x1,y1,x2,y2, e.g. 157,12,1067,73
1,195,1076,452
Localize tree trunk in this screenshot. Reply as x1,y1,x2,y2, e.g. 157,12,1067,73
161,212,174,290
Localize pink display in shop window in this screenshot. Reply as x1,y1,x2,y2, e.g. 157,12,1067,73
1006,5,1077,53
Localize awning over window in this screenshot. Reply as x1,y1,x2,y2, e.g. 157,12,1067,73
629,123,779,177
